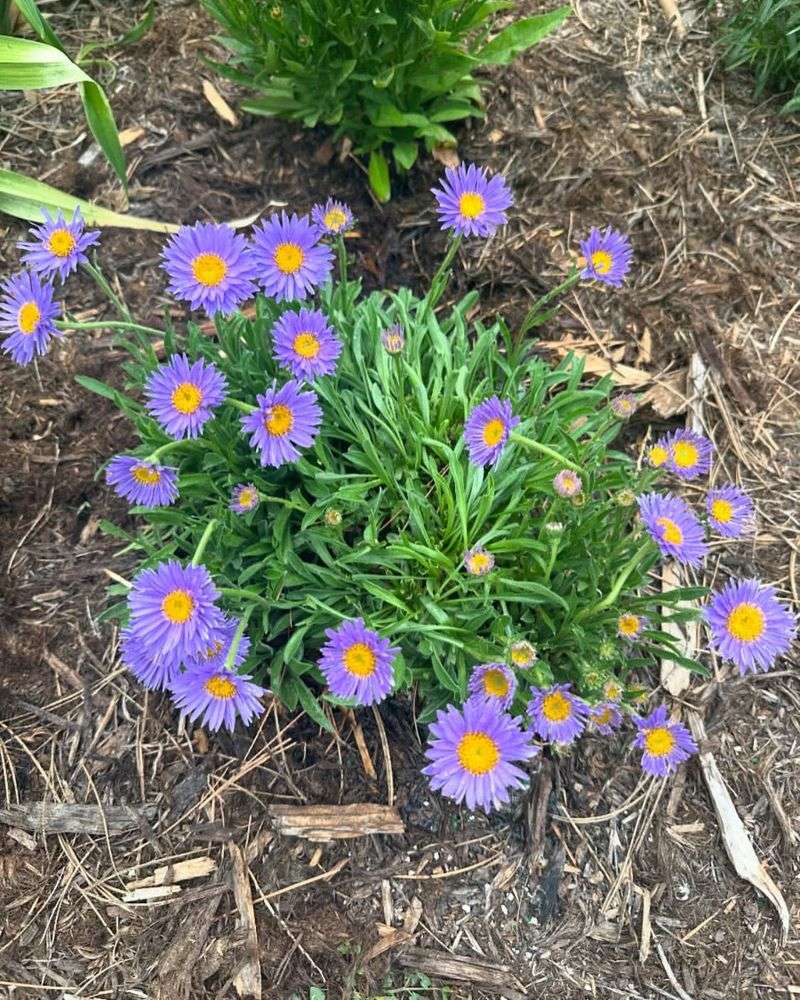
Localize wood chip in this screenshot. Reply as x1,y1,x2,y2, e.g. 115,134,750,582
202,79,239,127
641,369,688,418
0,802,156,835
657,0,686,38
122,884,182,903
267,803,403,841
432,144,459,168
396,948,527,1000
118,126,145,147
688,711,791,944
125,856,216,890
228,843,261,999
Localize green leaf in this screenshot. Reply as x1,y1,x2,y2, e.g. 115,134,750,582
9,0,62,48
478,6,570,65
293,678,334,734
80,81,127,188
0,169,177,231
392,140,418,171
77,0,156,58
368,149,391,202
0,35,90,89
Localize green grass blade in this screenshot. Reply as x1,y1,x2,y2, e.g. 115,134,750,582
0,35,89,88
80,80,127,189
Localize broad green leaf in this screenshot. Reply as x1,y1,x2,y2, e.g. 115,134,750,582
9,0,61,48
80,80,127,188
0,35,89,89
393,140,418,171
0,169,178,231
478,6,570,65
368,149,391,202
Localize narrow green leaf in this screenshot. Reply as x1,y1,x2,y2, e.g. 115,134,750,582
479,6,570,65
368,149,391,203
0,35,90,89
80,80,127,188
10,0,62,48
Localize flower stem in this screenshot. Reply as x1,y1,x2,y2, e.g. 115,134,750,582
510,432,581,472
146,439,186,463
220,587,271,608
226,398,257,414
336,233,348,287
191,518,218,566
223,606,254,671
577,541,652,621
82,260,132,321
57,318,166,337
419,234,462,325
517,267,580,341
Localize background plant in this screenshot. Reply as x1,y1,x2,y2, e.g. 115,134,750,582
200,0,570,199
719,0,800,113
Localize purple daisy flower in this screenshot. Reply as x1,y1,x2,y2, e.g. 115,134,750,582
617,612,648,641
144,354,227,439
664,429,713,480
241,379,322,468
463,545,494,576
509,640,537,668
553,469,582,498
311,199,354,236
250,211,333,302
230,483,260,514
705,578,796,675
381,325,405,355
120,628,183,691
127,560,225,662
647,438,670,469
579,227,633,287
317,617,399,706
707,485,754,538
432,163,514,238
468,662,517,710
637,492,708,567
590,702,623,736
106,455,179,508
161,222,258,317
528,683,589,745
184,616,252,672
170,662,266,733
610,393,638,419
0,270,61,366
464,396,519,467
17,208,100,282
633,705,697,777
422,698,538,813
272,308,342,381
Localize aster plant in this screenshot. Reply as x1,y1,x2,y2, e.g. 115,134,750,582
12,160,796,813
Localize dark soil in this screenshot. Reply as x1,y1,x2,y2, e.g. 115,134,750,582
1,1,799,998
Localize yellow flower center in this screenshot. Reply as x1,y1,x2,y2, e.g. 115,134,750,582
649,445,668,467
264,403,294,437
467,553,491,574
591,249,613,274
203,639,225,660
171,381,203,415
510,643,534,667
656,516,683,545
711,498,733,524
132,465,162,486
560,474,577,492
482,668,509,698
672,441,699,469
644,727,675,757
727,602,766,643
323,208,347,231
191,252,228,287
238,488,257,508
17,301,41,335
204,674,237,699
342,642,376,677
48,228,76,257
618,614,640,636
457,731,500,775
384,334,403,353
594,707,613,726
603,681,623,701
542,691,572,722
458,192,486,220
161,589,194,624
274,242,304,274
293,332,321,359
482,418,505,447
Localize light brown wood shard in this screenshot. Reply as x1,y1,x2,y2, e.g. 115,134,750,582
228,842,262,999
0,801,155,835
396,948,526,1000
267,803,404,841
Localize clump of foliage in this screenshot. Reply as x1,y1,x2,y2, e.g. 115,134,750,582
719,0,800,113
200,0,570,199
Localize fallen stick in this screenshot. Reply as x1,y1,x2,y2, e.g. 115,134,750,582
396,948,527,1000
267,802,403,841
0,802,156,835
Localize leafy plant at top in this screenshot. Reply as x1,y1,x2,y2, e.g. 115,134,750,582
718,0,800,113
200,0,570,199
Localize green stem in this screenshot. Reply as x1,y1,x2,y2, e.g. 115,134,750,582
146,439,188,463
82,260,132,321
510,432,581,472
226,398,257,414
191,518,218,566
220,587,271,608
258,494,307,511
577,541,652,621
223,606,255,671
57,319,166,337
419,234,462,324
517,267,580,341
336,233,348,287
